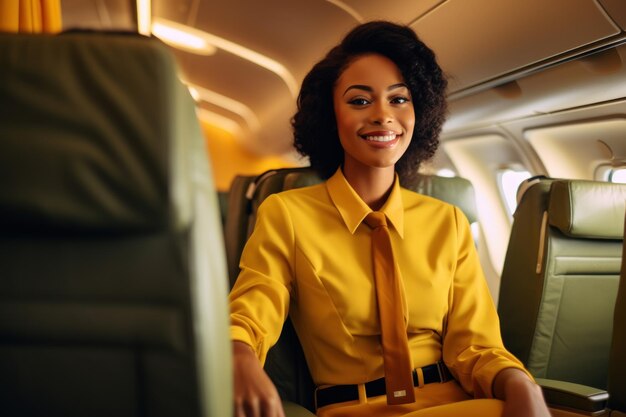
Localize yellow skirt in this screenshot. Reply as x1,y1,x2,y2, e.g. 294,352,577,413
316,380,503,417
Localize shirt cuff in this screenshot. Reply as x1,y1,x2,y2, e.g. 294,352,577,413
475,360,534,398
230,325,264,361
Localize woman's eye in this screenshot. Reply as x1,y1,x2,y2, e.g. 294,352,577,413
391,96,410,104
347,98,370,106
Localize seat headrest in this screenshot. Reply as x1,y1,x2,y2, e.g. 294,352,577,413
516,175,548,205
283,169,322,190
548,180,626,239
0,32,197,235
408,175,478,223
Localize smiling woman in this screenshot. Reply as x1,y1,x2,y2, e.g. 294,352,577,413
229,20,550,417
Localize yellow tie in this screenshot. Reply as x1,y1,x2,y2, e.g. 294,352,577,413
365,212,415,405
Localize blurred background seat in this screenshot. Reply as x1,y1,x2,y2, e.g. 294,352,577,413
406,174,478,226
224,168,322,288
225,167,321,415
0,31,231,417
224,174,257,287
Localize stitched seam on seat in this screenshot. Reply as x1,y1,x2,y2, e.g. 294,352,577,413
527,239,564,378
536,211,548,274
567,182,574,235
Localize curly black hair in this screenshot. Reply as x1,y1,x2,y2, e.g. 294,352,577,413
292,21,448,183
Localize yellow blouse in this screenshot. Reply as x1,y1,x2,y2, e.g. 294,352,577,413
229,169,529,397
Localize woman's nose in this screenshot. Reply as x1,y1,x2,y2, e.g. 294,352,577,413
370,102,393,125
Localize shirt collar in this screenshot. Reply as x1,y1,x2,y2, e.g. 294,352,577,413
326,168,405,238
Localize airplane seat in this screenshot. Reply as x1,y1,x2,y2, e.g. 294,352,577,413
253,169,323,414
499,176,557,364
225,174,257,287
218,191,229,227
229,168,321,415
499,178,626,413
608,213,626,416
0,32,231,417
406,174,478,225
224,168,323,287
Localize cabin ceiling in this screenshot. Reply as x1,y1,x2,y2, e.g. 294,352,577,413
61,0,626,156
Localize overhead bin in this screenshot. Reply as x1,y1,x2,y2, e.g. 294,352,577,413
415,0,625,95
443,44,626,133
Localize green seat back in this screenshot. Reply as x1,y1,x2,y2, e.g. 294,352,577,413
231,168,322,411
499,178,626,389
407,174,478,224
0,32,231,417
225,174,257,287
609,214,626,412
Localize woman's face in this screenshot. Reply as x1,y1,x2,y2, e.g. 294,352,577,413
333,53,415,176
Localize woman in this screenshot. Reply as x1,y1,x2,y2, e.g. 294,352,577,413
229,21,550,417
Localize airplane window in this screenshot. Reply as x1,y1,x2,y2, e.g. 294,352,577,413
436,168,456,178
610,168,626,183
499,169,531,214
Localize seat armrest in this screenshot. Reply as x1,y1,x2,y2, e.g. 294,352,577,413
282,401,316,417
536,378,609,413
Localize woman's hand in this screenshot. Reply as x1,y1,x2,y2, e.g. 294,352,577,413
493,368,551,417
233,341,286,417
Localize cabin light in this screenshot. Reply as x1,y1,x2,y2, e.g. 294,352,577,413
153,18,298,97
152,21,217,56
136,0,151,36
325,0,364,22
185,82,260,132
188,86,200,102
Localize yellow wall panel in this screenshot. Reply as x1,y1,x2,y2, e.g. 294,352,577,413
201,122,300,191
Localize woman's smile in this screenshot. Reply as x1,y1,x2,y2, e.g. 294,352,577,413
359,130,401,146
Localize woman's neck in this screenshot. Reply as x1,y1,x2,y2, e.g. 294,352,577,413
341,165,395,211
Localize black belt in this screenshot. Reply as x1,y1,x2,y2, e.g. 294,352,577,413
315,361,453,409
